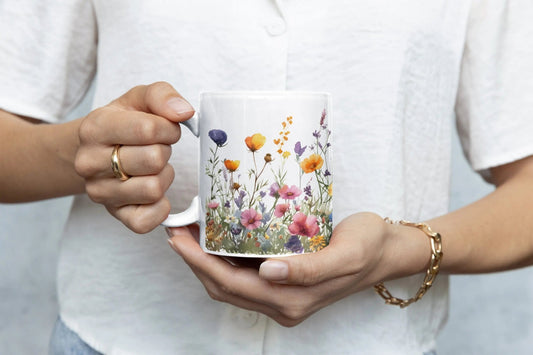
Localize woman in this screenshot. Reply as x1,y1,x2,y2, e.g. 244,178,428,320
1,1,532,354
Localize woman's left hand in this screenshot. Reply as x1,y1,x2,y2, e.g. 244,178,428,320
167,212,428,327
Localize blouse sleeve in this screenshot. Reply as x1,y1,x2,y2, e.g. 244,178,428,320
0,0,97,122
455,0,533,182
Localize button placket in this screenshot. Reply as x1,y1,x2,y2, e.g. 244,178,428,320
266,0,288,36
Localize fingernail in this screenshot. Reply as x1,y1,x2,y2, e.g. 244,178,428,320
259,260,288,281
167,97,194,115
167,238,179,253
166,226,188,237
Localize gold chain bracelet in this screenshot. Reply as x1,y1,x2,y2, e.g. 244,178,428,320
374,218,443,308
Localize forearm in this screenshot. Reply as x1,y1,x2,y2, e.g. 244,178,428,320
430,170,533,273
0,110,86,202
382,156,533,282
388,157,533,278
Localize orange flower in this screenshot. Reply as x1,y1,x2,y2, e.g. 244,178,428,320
300,154,324,173
309,235,327,252
224,159,240,172
245,133,266,152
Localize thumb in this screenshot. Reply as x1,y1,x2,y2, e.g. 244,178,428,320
259,249,344,286
113,81,195,123
166,225,201,256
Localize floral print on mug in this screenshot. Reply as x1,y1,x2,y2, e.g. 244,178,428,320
204,109,332,255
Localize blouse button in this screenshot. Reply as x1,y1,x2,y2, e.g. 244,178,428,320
266,17,287,36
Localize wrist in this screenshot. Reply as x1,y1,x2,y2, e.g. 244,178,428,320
382,218,433,281
376,218,443,307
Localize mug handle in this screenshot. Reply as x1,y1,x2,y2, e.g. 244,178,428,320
160,113,200,227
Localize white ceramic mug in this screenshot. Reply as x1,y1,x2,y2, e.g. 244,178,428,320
163,91,332,257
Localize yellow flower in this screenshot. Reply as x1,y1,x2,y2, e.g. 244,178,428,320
328,183,333,196
309,235,326,252
224,159,240,172
282,151,291,159
245,133,266,152
300,154,324,173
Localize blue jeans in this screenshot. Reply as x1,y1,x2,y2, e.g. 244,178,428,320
49,317,102,355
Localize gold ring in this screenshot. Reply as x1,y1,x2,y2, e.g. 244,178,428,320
111,144,130,181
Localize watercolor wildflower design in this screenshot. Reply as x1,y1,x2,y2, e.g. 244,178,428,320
204,109,332,255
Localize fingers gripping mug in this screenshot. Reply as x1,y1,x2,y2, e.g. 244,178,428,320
163,92,332,257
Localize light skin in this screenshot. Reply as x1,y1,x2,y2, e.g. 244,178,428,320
2,82,532,328
0,82,194,233
167,155,533,326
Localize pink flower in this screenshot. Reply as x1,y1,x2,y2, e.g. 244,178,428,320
274,203,290,218
207,201,219,209
288,212,320,237
240,209,263,230
278,185,302,200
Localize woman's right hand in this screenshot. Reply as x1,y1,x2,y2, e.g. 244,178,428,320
74,82,195,233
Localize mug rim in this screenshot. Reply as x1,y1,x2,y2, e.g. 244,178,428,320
200,90,331,98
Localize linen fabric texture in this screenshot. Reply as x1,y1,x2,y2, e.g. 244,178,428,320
1,0,533,354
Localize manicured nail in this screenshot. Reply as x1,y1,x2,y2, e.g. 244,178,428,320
166,97,194,115
165,227,173,238
259,260,289,281
167,239,179,253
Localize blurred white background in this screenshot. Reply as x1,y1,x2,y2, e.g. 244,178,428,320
1,86,532,354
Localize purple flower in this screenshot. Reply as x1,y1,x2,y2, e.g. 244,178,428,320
261,212,271,224
304,185,312,197
284,235,303,253
234,190,246,209
294,141,307,156
269,182,280,198
208,129,227,147
259,191,267,198
320,109,327,126
324,169,331,177
230,224,242,235
224,200,231,208
312,130,321,139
